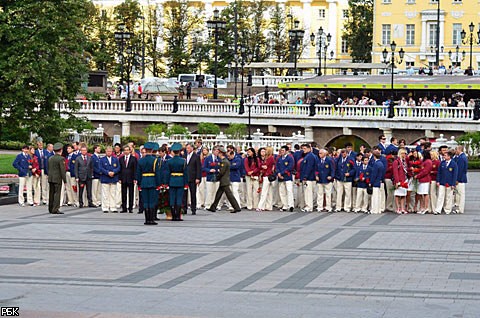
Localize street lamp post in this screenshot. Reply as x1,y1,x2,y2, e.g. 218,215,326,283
238,46,252,116
310,27,331,76
114,24,133,112
461,22,480,76
288,20,304,76
207,9,226,100
382,41,404,118
448,45,466,68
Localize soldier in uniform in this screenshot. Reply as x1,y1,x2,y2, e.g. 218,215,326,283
166,143,189,221
136,142,162,225
48,143,67,214
207,147,241,213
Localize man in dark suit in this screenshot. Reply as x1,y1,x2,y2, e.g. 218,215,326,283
183,143,201,215
48,143,67,214
120,145,137,213
74,146,94,208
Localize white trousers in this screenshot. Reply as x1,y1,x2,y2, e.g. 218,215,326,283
303,181,316,211
317,182,333,211
205,181,220,208
32,175,41,204
336,181,352,211
380,182,386,212
40,169,49,203
278,180,294,209
65,172,78,205
239,180,247,208
196,177,207,208
295,181,305,208
228,182,241,209
384,178,395,211
92,179,102,206
354,188,369,212
102,183,118,211
436,185,454,214
429,181,438,213
245,177,260,209
18,176,33,205
258,177,274,210
115,182,122,209
454,182,466,213
371,187,382,214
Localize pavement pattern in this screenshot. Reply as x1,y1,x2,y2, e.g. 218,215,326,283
1,173,480,317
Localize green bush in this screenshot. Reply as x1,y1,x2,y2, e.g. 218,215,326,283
468,160,480,169
144,123,167,136
166,124,189,137
225,123,247,139
198,122,220,135
0,141,28,150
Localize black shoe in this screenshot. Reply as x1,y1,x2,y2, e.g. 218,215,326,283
138,210,143,214
207,208,216,212
232,209,241,213
88,205,96,208
54,211,64,214
120,210,127,213
191,211,196,215
79,204,84,208
128,210,133,213
289,207,294,212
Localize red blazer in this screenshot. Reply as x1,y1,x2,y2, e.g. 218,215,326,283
415,159,432,183
244,157,261,177
260,156,275,177
29,155,41,177
430,159,440,180
392,158,407,184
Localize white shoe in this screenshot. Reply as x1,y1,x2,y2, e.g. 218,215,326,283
19,203,25,207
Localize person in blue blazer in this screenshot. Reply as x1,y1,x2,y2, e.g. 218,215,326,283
202,147,221,209
276,146,295,212
353,156,371,213
434,149,458,215
99,146,120,212
335,149,356,212
300,144,317,212
35,141,49,204
369,152,385,214
91,145,102,207
453,145,468,214
316,149,335,212
12,145,32,206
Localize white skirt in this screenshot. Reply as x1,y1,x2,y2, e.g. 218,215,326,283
394,187,407,197
417,182,430,195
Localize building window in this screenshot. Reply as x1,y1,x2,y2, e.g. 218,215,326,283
318,9,325,19
428,23,438,46
341,38,348,54
406,0,415,3
453,0,462,2
452,23,462,45
406,61,415,67
406,24,415,45
382,24,391,45
382,0,392,3
342,9,348,19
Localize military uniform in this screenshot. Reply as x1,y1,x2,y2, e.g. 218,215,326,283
48,143,67,214
166,143,188,221
136,143,162,225
208,148,241,213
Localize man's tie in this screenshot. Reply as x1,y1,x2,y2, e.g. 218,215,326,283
125,156,128,167
83,155,87,164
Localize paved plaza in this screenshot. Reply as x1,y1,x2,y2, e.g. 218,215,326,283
1,173,480,317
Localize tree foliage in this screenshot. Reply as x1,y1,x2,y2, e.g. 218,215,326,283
343,0,373,63
225,123,247,139
267,4,290,75
197,122,220,135
0,0,95,142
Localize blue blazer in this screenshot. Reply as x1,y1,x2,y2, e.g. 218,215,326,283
12,153,30,177
300,152,317,181
202,154,221,182
355,164,371,189
276,154,294,181
229,156,242,182
453,153,468,183
370,159,385,188
67,153,79,178
385,144,398,155
91,153,102,179
316,156,335,184
378,143,387,155
436,160,458,187
99,156,120,183
34,149,48,171
335,156,356,182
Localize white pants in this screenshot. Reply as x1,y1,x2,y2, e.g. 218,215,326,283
429,181,438,213
380,182,386,212
317,182,333,211
303,181,316,211
92,179,102,206
65,172,78,205
278,180,294,209
40,169,49,203
239,180,247,208
454,182,466,213
32,175,41,204
115,182,122,209
336,181,352,211
102,183,118,211
258,177,274,210
205,181,220,208
228,182,241,209
271,180,280,207
245,177,260,209
384,178,395,211
354,188,369,212
18,176,33,205
61,181,66,205
436,185,454,214
196,176,207,208
371,187,382,214
295,181,305,208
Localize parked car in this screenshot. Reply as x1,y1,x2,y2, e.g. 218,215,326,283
206,78,227,89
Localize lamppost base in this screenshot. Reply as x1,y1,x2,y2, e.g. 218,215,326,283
126,98,132,112
213,88,218,100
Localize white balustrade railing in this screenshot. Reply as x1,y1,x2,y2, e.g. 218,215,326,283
251,75,310,87
55,100,476,121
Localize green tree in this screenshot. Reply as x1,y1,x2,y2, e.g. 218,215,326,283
267,4,290,75
166,124,189,136
0,0,95,142
86,9,116,72
245,0,269,62
343,0,373,63
144,123,167,135
163,0,203,77
225,123,247,139
197,122,220,135
145,4,165,77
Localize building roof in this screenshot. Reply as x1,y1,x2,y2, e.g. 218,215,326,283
278,75,480,90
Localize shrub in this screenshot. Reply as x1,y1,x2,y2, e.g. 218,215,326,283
225,123,247,139
144,123,167,136
198,122,220,135
0,141,27,150
166,124,189,137
468,160,480,170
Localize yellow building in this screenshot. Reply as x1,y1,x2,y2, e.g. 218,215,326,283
93,0,351,68
373,0,480,72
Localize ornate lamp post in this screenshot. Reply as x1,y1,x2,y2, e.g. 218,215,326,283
310,27,331,76
382,41,404,118
288,20,305,76
461,22,480,76
448,45,466,68
207,9,226,99
238,46,252,115
114,23,133,112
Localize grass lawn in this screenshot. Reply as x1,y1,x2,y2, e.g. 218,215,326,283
0,154,17,174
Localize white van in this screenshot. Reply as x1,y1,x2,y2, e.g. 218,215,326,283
177,74,215,88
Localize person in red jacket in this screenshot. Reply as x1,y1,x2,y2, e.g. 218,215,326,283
392,149,409,214
384,153,395,212
257,147,276,211
429,151,441,213
414,150,433,214
244,148,261,210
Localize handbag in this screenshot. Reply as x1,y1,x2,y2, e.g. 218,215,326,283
268,174,277,182
366,186,373,195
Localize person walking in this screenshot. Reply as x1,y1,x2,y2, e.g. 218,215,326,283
48,143,67,214
166,143,189,221
74,146,94,208
119,145,137,213
183,143,201,215
207,147,241,213
203,146,220,210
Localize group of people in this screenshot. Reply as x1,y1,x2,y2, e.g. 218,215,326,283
12,135,468,225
